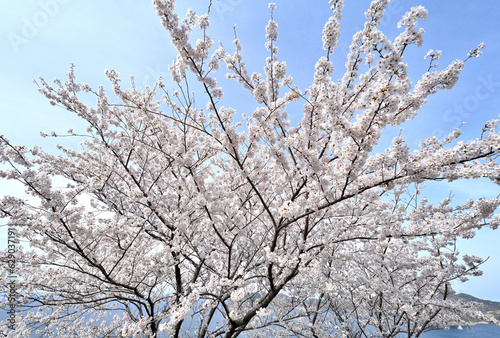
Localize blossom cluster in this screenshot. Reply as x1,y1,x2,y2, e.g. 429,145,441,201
0,0,498,337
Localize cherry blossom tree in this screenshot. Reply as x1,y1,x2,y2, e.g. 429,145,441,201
1,0,499,337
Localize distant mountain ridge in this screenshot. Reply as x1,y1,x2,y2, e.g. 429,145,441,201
450,293,500,323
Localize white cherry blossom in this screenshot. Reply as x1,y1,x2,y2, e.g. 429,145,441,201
1,1,499,337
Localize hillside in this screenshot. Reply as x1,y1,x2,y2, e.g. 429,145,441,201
450,293,500,323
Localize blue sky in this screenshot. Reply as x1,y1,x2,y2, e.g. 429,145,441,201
1,0,499,301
